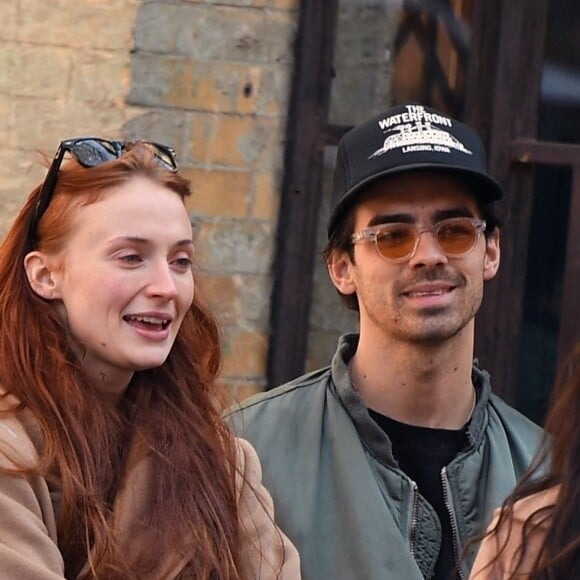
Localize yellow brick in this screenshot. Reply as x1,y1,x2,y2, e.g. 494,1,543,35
267,0,300,10
237,66,262,115
233,382,264,402
257,66,291,116
214,379,264,411
162,61,261,115
252,172,281,220
0,97,15,148
210,115,256,167
194,68,224,112
2,3,17,41
196,273,240,326
181,168,251,218
222,329,268,377
13,99,125,155
188,115,216,165
72,51,130,106
18,0,138,50
163,60,196,110
0,46,71,99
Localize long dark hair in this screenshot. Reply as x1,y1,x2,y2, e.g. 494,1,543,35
0,145,244,578
472,343,580,579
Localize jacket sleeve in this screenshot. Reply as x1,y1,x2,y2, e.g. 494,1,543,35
0,419,65,578
235,437,301,579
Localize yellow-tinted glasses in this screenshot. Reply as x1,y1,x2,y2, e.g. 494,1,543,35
351,217,487,263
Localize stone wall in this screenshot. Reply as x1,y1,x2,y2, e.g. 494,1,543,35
0,0,298,401
126,1,298,401
0,0,141,232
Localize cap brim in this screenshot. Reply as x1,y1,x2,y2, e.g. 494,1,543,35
328,162,503,236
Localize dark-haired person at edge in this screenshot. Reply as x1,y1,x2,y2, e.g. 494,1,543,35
469,342,579,579
226,104,543,580
0,139,300,579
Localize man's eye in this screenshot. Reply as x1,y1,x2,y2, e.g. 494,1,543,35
378,227,411,243
439,224,472,238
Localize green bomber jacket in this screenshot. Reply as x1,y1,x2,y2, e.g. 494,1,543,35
225,334,543,580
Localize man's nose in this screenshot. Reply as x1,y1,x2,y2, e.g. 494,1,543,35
408,230,449,268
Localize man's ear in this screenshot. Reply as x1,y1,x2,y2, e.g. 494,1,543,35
483,228,501,281
327,250,357,296
24,252,62,300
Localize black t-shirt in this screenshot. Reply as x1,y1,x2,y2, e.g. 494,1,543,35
369,409,467,580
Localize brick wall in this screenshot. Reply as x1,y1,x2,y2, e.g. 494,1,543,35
0,0,299,401
0,0,141,232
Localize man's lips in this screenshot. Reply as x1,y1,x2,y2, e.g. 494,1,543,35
402,283,456,298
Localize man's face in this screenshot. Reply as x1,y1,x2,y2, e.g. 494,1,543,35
328,172,500,345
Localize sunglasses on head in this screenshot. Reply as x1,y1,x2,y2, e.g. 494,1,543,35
28,137,179,250
351,217,487,262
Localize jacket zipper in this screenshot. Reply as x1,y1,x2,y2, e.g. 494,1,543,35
441,466,464,580
408,481,419,557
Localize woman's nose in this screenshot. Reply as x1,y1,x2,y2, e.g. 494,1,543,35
146,261,178,299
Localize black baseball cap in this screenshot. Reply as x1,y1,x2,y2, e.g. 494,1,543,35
328,103,503,236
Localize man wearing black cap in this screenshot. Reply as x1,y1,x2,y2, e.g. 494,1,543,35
226,104,542,579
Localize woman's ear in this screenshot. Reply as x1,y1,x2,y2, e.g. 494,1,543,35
24,252,62,300
327,250,357,296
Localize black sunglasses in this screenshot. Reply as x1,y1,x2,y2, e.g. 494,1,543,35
28,137,179,250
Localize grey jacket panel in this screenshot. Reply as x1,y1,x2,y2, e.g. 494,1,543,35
226,335,543,580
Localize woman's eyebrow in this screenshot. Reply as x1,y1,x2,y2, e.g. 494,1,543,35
105,237,195,250
175,239,194,248
106,236,149,247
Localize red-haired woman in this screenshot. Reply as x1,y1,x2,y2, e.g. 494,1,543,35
0,139,300,579
469,343,580,579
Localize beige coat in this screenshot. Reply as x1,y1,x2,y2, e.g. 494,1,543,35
0,405,300,579
469,486,558,579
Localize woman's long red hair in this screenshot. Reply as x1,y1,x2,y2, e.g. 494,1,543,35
0,145,243,578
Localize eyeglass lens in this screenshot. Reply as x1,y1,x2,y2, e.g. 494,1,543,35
69,139,177,172
71,139,121,167
375,220,479,260
151,146,177,170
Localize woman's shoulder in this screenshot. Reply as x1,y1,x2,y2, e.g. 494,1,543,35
510,486,559,525
470,486,559,579
233,436,268,504
0,392,64,577
233,437,302,579
486,486,558,537
234,437,261,477
0,392,42,468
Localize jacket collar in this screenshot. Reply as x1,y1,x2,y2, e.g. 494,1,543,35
329,333,492,465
